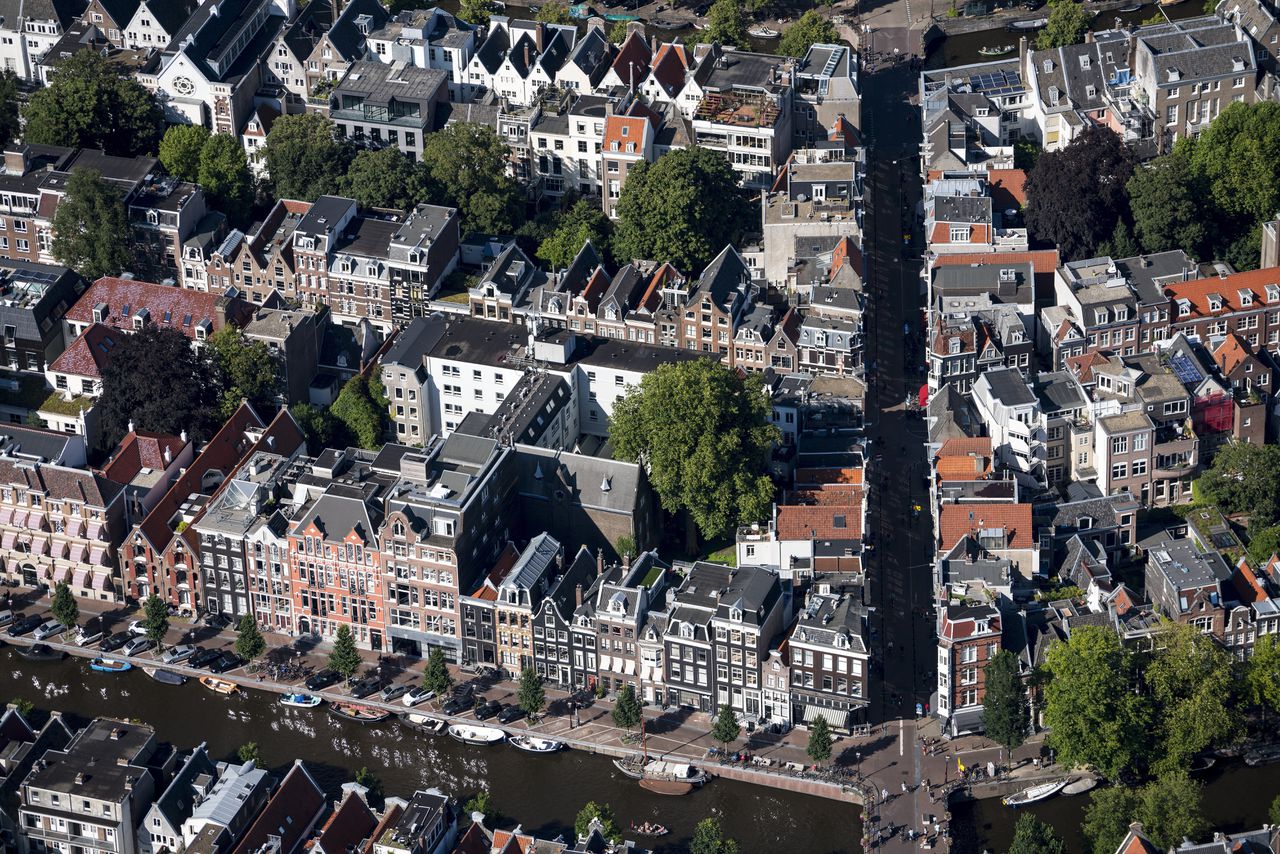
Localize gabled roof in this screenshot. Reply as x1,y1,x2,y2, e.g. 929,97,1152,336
283,0,336,62
610,29,652,86
1165,266,1280,318
312,789,378,854
151,744,216,831
647,41,690,95
140,0,198,36
47,322,121,378
694,245,748,308
99,430,187,485
939,502,1034,550
326,0,390,61
229,761,325,854
66,276,239,340
1213,332,1254,375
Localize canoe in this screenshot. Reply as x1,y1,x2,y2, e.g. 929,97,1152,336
199,676,238,695
1062,776,1098,796
280,693,322,708
329,703,392,723
1002,778,1068,806
978,44,1015,56
447,724,505,745
90,657,131,673
143,667,187,685
509,734,564,753
404,713,447,734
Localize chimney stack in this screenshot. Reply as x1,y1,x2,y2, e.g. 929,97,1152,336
575,583,584,609
596,547,604,575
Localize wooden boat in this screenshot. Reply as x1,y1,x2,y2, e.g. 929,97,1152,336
1117,3,1142,11
978,44,1015,56
1245,744,1280,766
280,692,322,709
404,712,447,734
1062,776,1098,796
447,724,506,745
330,703,392,724
1002,778,1068,806
90,657,131,673
199,676,239,695
1006,16,1049,30
629,822,669,837
19,644,65,662
143,667,187,685
748,26,780,38
509,734,564,753
649,18,683,29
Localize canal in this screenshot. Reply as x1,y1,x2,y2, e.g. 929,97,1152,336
0,648,861,854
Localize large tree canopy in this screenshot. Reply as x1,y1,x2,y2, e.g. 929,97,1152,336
613,146,749,271
1024,125,1134,262
1008,814,1066,854
341,146,430,210
1127,152,1207,258
1197,440,1280,524
98,326,222,450
263,113,354,201
23,51,163,156
51,168,131,280
778,11,841,58
536,198,613,269
982,649,1028,751
611,359,779,539
0,71,21,147
1037,0,1091,50
159,125,211,183
420,122,521,234
208,326,281,418
705,0,747,47
198,133,254,225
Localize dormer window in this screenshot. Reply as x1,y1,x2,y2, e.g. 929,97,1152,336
1266,284,1279,303
1042,59,1053,73
1208,294,1223,312
1079,55,1090,70
1238,288,1254,306
949,226,970,242
949,337,961,355
1085,84,1096,99
1048,86,1060,106
1177,298,1192,317
146,210,159,225
730,607,742,622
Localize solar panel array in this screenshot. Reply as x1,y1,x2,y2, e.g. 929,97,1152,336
1168,353,1203,385
969,68,1023,96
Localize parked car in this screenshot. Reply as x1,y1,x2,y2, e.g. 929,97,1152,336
73,624,104,646
349,677,382,699
126,620,148,637
121,637,153,657
305,669,341,691
189,647,222,669
208,651,243,673
474,699,502,721
32,620,64,641
7,615,43,637
161,644,197,664
99,631,132,652
403,686,435,707
380,684,409,702
442,692,473,716
0,609,13,628
496,704,526,724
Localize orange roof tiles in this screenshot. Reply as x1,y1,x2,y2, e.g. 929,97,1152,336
1165,266,1280,318
602,114,649,156
776,496,863,541
67,277,237,340
48,322,122,378
831,235,864,280
938,503,1034,550
931,249,1060,274
986,168,1028,208
795,467,864,485
936,454,992,482
99,430,187,485
648,42,689,95
930,223,990,245
1213,333,1252,376
937,437,992,458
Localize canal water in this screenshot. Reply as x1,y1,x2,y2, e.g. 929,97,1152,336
0,648,861,854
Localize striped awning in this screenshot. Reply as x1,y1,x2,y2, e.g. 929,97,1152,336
802,705,851,730
11,510,27,529
0,507,12,526
86,521,103,542
69,543,85,564
29,535,48,556
89,547,106,566
1,531,15,551
64,518,84,538
93,572,111,591
72,568,89,590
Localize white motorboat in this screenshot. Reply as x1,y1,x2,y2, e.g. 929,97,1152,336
748,26,780,38
404,712,447,734
280,693,323,708
1002,779,1068,807
448,724,505,745
510,734,564,753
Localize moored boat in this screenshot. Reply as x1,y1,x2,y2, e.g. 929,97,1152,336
1006,16,1049,30
90,657,131,673
280,692,322,708
404,712,447,734
199,676,239,695
143,667,187,685
1118,3,1141,10
1062,776,1098,796
614,758,709,795
629,822,669,837
1002,778,1068,806
329,703,392,723
19,644,66,662
447,724,505,745
649,18,683,29
747,26,780,38
509,734,564,753
978,44,1015,56
1245,744,1280,766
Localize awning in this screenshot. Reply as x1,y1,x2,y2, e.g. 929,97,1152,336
61,566,73,583
89,547,106,566
72,568,88,590
87,521,103,542
918,384,929,408
11,510,27,529
93,572,111,592
29,513,46,531
69,543,85,564
599,655,613,671
65,519,83,538
29,535,48,556
802,704,851,730
0,507,12,526
1,531,15,550
623,659,636,676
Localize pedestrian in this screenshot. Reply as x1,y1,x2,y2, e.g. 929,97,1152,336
881,787,889,801
901,781,908,793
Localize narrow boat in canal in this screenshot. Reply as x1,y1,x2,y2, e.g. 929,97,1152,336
1002,779,1068,807
89,657,131,673
447,724,505,745
978,44,1015,57
747,25,780,38
143,667,187,685
629,822,669,837
280,692,322,709
199,676,239,695
19,644,66,662
404,712,447,734
1006,16,1049,30
1189,754,1217,774
1062,776,1098,796
329,702,392,724
509,734,564,753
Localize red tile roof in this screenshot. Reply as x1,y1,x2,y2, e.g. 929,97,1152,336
602,115,650,156
938,503,1034,550
1067,349,1110,384
1213,333,1252,376
610,30,651,85
986,168,1028,208
1165,266,1280,319
931,249,1060,274
452,824,492,854
48,323,122,378
776,493,864,540
471,542,520,600
936,437,992,458
67,277,239,340
930,223,990,245
311,790,377,854
99,430,188,485
830,236,863,281
1231,559,1269,605
795,467,864,485
647,42,689,95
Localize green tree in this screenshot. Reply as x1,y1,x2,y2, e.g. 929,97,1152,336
355,767,384,810
0,71,22,147
710,703,740,747
1098,218,1141,260
613,146,748,271
1024,125,1135,262
263,113,353,201
1144,623,1240,775
1008,813,1066,854
331,374,388,450
705,0,746,46
517,666,546,718
235,613,267,661
342,147,429,210
574,802,621,844
51,168,131,280
458,0,491,24
611,683,642,731
1127,152,1207,257
198,134,254,225
611,359,779,541
23,51,163,156
420,123,521,234
1246,634,1280,715
97,325,222,450
536,198,613,269
209,327,280,418
50,582,78,629
1042,625,1151,780
237,742,261,764
1083,786,1139,854
328,625,361,678
607,20,630,42
1013,137,1040,171
1197,441,1280,523
614,535,637,559
805,716,832,765
290,403,336,455
10,697,33,717
1036,0,1091,50
691,817,740,854
1137,773,1208,849
463,790,495,823
159,125,211,183
982,649,1028,752
1271,793,1280,826
422,647,453,697
777,10,840,58
536,1,572,23
1182,102,1280,232
142,594,169,648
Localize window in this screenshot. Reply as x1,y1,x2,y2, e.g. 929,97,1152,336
948,226,970,242
1111,436,1128,455
1111,462,1128,480
1133,433,1147,451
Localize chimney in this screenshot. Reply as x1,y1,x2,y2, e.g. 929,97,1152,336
622,551,631,569
575,583,584,609
3,146,29,175
127,420,135,435
163,445,172,464
596,548,604,575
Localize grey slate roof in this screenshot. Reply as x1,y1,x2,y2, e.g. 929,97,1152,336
981,366,1036,406
152,745,217,832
